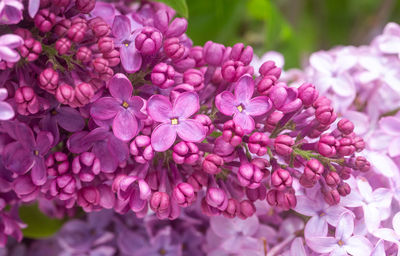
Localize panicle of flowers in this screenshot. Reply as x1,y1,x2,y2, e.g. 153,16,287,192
0,0,370,248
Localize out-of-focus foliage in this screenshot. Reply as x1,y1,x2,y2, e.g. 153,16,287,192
185,0,400,68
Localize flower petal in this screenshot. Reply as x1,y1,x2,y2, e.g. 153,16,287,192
373,228,400,243
0,101,14,120
234,75,254,104
176,119,206,143
112,15,131,40
112,110,138,141
344,235,373,256
120,44,142,73
28,0,40,18
147,94,172,123
309,52,334,75
245,96,271,116
304,216,328,238
0,34,23,48
57,107,85,132
0,46,20,63
389,137,400,157
393,212,400,235
215,91,236,116
363,204,380,232
3,142,34,175
290,237,307,256
380,116,400,135
172,92,199,118
306,236,337,254
36,131,53,154
332,74,355,97
151,124,177,152
31,158,46,186
335,212,354,240
108,73,133,101
233,112,255,133
90,97,120,120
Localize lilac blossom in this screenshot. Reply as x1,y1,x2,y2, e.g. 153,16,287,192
90,73,146,141
215,75,271,133
147,92,206,152
0,88,14,120
0,34,23,63
0,0,23,25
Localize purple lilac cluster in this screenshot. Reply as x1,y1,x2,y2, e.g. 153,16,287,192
0,0,371,252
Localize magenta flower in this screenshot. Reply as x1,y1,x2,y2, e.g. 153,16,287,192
0,34,23,62
91,73,146,141
0,88,14,120
147,92,206,152
0,0,23,25
112,15,142,73
215,75,271,133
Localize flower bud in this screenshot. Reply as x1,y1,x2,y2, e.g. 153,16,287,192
75,0,96,14
173,183,195,207
202,154,223,175
164,37,185,60
130,135,154,164
277,190,297,210
77,186,100,212
248,132,269,156
271,169,292,189
322,188,340,205
298,83,318,107
206,187,228,211
55,38,71,55
151,62,175,89
337,137,356,156
223,198,239,218
19,38,42,62
315,105,337,125
67,23,87,43
172,141,199,165
338,183,351,196
353,156,370,172
103,50,120,67
313,96,331,108
221,60,247,82
13,175,40,202
49,174,76,200
98,37,114,53
15,86,39,115
325,172,341,187
194,114,214,135
54,19,71,36
72,152,101,182
274,135,294,156
259,61,282,78
34,9,55,32
150,192,170,211
92,57,109,73
56,83,75,105
265,111,284,132
230,43,253,65
237,163,264,189
135,27,163,55
75,47,92,63
183,69,204,90
317,135,337,157
46,152,69,176
73,82,94,107
222,120,244,147
187,170,208,191
89,17,110,38
213,137,235,158
302,159,324,183
246,185,267,201
203,41,225,66
353,136,365,152
339,167,352,180
39,68,59,94
337,118,354,135
166,18,188,38
154,10,170,33
53,0,71,7
237,200,256,219
190,46,205,67
257,75,277,95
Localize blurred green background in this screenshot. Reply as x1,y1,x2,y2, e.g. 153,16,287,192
183,0,400,68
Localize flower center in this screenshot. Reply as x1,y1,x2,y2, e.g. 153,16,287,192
34,150,39,156
159,248,166,255
236,104,244,112
51,110,57,116
338,240,344,246
122,40,130,47
171,118,179,125
122,101,129,108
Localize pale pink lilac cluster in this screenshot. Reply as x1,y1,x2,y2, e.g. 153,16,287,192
0,0,375,254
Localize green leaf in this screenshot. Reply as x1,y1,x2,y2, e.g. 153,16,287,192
19,204,65,238
156,0,189,18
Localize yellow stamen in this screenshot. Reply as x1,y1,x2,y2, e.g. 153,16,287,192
319,212,326,217
159,248,166,255
125,43,129,47
122,101,129,108
338,240,344,246
34,150,39,156
237,105,243,112
171,118,178,125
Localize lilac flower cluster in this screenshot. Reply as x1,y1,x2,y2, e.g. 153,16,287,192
0,0,371,251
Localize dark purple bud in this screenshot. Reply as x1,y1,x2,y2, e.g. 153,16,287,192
77,186,100,212
39,68,59,94
46,152,69,176
98,37,114,53
75,47,92,63
154,10,170,33
337,118,354,135
55,38,71,55
313,96,331,108
315,105,337,125
172,141,199,165
194,114,214,135
49,174,76,200
302,159,324,183
173,56,196,72
151,62,175,89
15,86,39,115
203,41,225,66
339,167,352,180
230,43,253,65
322,188,340,205
88,17,110,38
56,83,75,105
67,23,87,43
103,49,120,67
202,154,223,174
34,9,56,32
221,60,247,82
237,200,256,219
166,18,188,38
251,158,270,175
325,172,341,187
187,170,208,192
353,136,365,152
15,28,32,40
164,37,185,60
54,19,71,37
351,156,370,172
271,169,292,189
18,38,42,62
267,189,279,207
257,75,277,95
338,183,351,196
135,27,163,55
274,135,294,156
150,192,170,211
173,183,196,207
75,0,96,14
317,135,337,157
222,120,244,147
265,111,284,132
92,57,109,73
337,137,356,156
72,152,101,181
277,190,297,210
201,198,220,217
246,185,267,201
206,187,228,211
130,135,154,164
183,69,204,90
237,163,264,189
223,198,239,218
73,83,94,107
259,61,282,78
248,132,269,156
298,83,318,107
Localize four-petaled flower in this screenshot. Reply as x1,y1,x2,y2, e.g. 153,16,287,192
147,92,206,152
215,75,271,133
91,73,146,141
